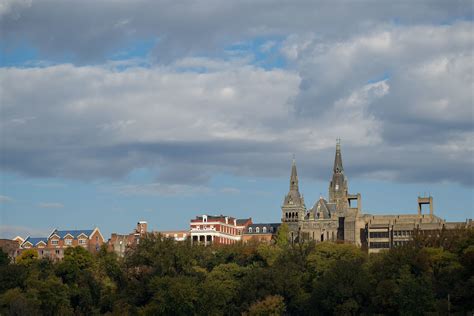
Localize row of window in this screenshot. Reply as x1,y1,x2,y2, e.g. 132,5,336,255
369,231,389,238
393,230,413,237
369,242,390,249
248,226,274,234
51,239,87,245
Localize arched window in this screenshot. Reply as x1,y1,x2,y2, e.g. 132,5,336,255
263,227,267,233
256,227,260,233
248,227,252,233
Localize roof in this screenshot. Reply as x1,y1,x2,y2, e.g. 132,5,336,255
23,237,48,246
236,218,252,225
50,229,94,239
244,223,280,235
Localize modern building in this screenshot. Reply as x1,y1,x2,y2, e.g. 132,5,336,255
280,140,472,252
190,215,252,245
19,227,105,260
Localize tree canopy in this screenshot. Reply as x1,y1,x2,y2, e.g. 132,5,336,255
0,227,472,315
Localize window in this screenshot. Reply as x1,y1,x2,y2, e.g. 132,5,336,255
65,239,72,246
55,249,60,255
256,227,260,233
369,242,390,249
369,231,389,238
263,227,267,233
51,239,59,245
79,239,87,245
248,227,252,233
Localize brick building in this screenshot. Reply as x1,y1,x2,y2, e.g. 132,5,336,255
19,227,105,260
242,223,280,243
190,215,252,245
108,221,148,257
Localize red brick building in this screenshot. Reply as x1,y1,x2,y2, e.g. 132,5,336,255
19,227,105,260
190,215,252,245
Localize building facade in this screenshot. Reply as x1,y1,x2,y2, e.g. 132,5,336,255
108,221,148,257
190,215,252,245
242,223,280,243
19,227,105,260
280,141,471,252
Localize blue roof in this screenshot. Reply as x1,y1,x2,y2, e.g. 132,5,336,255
24,237,48,246
51,229,94,239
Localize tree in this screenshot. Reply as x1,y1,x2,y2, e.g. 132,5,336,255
16,249,38,265
275,223,289,248
246,295,286,316
0,249,10,266
140,275,200,315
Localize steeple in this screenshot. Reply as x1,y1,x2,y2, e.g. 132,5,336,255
290,155,299,191
328,139,349,212
333,138,344,174
281,156,305,223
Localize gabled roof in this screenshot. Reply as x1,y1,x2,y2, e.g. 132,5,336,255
22,237,48,247
49,229,94,239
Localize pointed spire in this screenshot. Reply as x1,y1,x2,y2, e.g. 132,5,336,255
290,155,299,191
333,138,344,174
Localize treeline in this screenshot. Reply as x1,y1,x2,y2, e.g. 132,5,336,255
0,225,473,315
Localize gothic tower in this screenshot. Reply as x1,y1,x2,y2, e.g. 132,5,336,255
328,139,349,215
281,158,306,223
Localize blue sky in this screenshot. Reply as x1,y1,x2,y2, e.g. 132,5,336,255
0,0,473,239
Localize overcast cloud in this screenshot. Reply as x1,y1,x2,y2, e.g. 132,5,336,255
0,1,473,187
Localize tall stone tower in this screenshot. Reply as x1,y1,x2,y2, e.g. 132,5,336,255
328,139,349,215
281,158,306,223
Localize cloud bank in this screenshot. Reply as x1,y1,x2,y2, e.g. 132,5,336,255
0,2,472,187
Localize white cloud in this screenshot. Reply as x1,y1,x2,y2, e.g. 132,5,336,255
0,195,13,203
114,183,212,197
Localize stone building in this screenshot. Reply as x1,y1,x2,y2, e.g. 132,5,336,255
280,140,471,251
282,140,363,245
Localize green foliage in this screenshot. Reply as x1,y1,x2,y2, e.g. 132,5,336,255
275,223,289,248
246,295,286,316
16,248,38,265
1,228,472,315
0,249,10,266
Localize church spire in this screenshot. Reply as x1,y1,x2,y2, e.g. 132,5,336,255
290,155,299,192
333,138,344,174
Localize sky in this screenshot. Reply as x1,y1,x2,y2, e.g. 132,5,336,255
0,0,473,239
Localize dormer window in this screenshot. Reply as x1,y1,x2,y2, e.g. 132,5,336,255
256,227,260,233
263,227,267,233
248,227,252,233
51,239,59,245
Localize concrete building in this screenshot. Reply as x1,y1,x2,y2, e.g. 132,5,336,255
280,140,471,252
190,215,252,245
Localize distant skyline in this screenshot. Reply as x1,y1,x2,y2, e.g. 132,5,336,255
1,0,473,239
